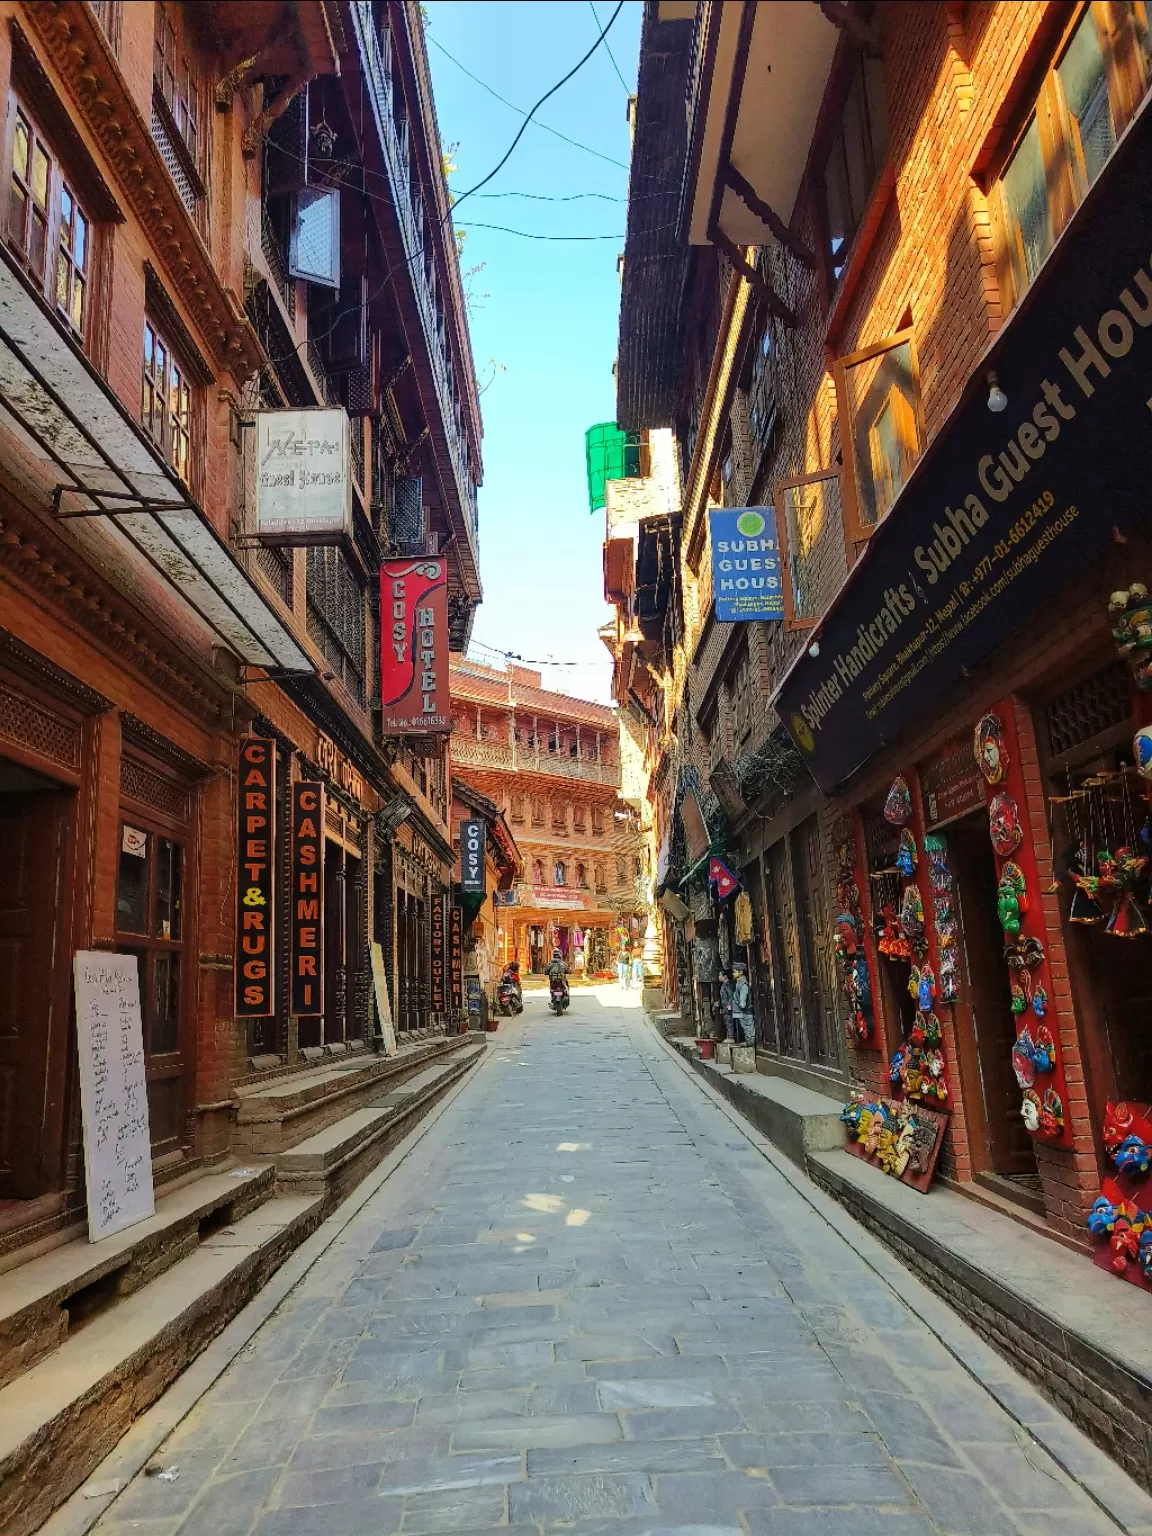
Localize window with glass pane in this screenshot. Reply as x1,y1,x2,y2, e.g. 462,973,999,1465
117,827,151,933
56,184,88,335
142,320,193,480
820,53,889,286
997,2,1150,307
841,339,921,529
115,817,185,1063
153,3,202,167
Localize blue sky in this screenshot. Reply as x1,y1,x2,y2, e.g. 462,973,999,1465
424,0,641,704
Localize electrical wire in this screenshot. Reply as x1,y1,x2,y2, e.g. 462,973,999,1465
259,2,626,375
589,0,631,94
475,190,624,202
457,222,624,240
427,33,628,171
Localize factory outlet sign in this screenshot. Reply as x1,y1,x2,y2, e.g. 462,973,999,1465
380,558,450,734
775,99,1152,793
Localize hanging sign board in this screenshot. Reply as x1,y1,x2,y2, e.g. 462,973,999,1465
73,952,155,1242
430,895,446,1012
235,738,276,1017
709,507,784,622
460,818,486,894
379,558,450,734
255,408,351,543
369,940,397,1055
449,903,464,1009
291,781,325,1014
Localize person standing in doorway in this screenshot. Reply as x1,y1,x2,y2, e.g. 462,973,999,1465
732,963,754,1045
718,969,734,1041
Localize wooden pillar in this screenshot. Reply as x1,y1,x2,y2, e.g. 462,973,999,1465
475,703,481,738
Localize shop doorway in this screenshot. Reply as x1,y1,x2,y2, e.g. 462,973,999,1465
760,817,841,1070
0,767,74,1201
949,814,1040,1200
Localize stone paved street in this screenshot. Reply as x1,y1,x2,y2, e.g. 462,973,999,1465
91,988,1151,1536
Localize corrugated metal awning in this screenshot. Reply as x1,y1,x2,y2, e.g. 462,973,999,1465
0,246,312,675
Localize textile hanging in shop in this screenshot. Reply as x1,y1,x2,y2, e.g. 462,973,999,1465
734,890,754,945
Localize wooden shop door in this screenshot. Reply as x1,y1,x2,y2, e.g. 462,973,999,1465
0,786,72,1199
950,816,1039,1184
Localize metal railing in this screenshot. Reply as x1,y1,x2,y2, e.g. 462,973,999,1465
450,734,621,787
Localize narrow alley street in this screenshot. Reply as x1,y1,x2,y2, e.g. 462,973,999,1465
80,991,1147,1536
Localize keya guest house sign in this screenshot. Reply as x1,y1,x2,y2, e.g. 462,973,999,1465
380,558,449,734
776,97,1152,793
709,507,784,622
461,819,486,895
74,952,154,1241
236,738,276,1016
291,782,325,1014
255,408,351,543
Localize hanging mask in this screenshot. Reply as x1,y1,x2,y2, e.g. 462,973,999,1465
916,965,936,1012
899,884,924,939
1012,1031,1037,1089
1021,1089,1042,1132
974,713,1008,785
896,828,918,877
884,774,912,826
989,793,1023,856
1031,985,1048,1017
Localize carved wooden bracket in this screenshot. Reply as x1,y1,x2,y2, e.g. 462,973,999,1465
709,226,797,329
724,165,817,270
816,1,881,50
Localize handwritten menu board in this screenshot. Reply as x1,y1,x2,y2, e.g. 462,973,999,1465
73,952,155,1242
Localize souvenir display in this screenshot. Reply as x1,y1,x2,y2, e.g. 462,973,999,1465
1109,584,1152,691
896,828,918,877
989,792,1023,856
996,862,1027,935
1134,725,1152,781
1102,1102,1152,1176
884,774,912,826
841,1093,946,1192
890,1045,947,1104
899,883,926,955
974,713,1008,784
1089,1110,1152,1290
876,904,911,959
830,821,875,1045
924,834,960,1002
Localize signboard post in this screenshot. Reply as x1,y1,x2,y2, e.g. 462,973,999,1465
235,738,276,1017
291,782,324,1015
255,408,351,543
430,895,446,1013
380,558,450,735
74,952,155,1242
460,818,486,895
369,940,397,1055
708,507,784,622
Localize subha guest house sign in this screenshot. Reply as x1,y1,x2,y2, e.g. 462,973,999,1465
235,738,276,1016
709,507,784,622
380,558,449,734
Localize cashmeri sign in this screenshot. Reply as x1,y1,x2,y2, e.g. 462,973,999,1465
775,98,1152,793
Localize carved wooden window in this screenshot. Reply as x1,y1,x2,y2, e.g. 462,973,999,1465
594,863,607,893
573,802,587,833
992,3,1150,311
7,102,92,339
591,805,605,836
576,862,588,888
731,645,752,750
153,3,202,171
142,318,192,482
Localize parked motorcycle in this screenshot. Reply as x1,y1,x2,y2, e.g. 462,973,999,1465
549,979,570,1015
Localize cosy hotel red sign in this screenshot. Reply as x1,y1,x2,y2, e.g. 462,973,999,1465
380,558,449,734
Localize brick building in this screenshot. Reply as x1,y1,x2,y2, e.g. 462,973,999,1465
0,6,484,1500
618,1,1152,1266
449,656,650,975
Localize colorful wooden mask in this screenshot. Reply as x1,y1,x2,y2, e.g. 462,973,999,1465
989,793,1023,856
974,712,1008,784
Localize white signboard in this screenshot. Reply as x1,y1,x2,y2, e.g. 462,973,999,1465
255,407,351,543
370,941,397,1057
73,952,155,1242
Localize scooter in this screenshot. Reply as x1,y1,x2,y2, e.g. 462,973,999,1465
549,978,570,1015
496,977,522,1016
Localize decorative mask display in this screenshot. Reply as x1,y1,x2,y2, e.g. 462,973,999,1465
974,713,1008,784
989,793,1023,856
1109,583,1152,692
831,821,875,1046
884,774,912,826
924,834,960,1003
896,828,918,878
1134,725,1152,781
841,1092,944,1190
899,884,925,949
1020,1089,1042,1133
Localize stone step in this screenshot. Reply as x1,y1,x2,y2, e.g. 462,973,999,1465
233,1033,477,1156
0,1163,274,1392
274,1044,487,1201
0,1191,322,1536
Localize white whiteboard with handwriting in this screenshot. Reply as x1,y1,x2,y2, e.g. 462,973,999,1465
74,951,155,1242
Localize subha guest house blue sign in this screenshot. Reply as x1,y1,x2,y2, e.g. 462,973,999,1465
709,507,784,623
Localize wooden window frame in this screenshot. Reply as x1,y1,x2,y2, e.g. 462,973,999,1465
773,468,842,630
989,1,1151,314
4,95,95,343
153,2,206,184
142,315,196,485
811,48,890,299
831,327,925,552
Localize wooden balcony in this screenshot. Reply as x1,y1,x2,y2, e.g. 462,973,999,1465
450,734,622,788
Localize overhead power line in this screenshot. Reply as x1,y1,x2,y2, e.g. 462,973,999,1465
427,33,628,171
457,222,623,240
590,0,631,93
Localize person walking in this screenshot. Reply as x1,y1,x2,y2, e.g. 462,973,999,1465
631,950,644,992
617,946,630,989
